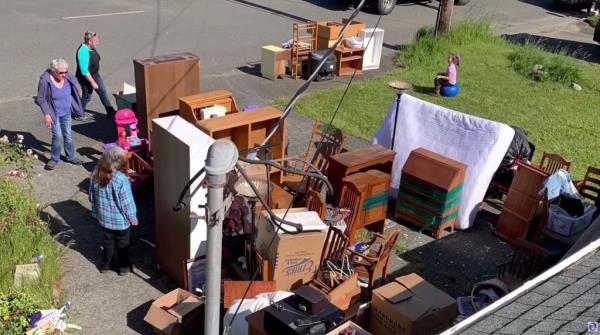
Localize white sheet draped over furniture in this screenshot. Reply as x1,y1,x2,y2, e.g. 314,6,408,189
372,94,514,229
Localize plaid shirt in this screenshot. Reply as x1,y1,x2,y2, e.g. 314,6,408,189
89,171,137,230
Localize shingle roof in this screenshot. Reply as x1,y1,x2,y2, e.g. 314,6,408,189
457,215,600,335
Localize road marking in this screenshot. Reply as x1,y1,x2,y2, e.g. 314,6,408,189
62,10,144,20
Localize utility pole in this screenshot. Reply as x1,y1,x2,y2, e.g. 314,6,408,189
437,0,454,35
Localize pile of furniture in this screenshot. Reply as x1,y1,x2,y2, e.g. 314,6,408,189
260,18,384,80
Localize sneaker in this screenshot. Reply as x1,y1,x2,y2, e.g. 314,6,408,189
99,264,110,274
67,157,83,165
73,114,92,122
44,160,58,170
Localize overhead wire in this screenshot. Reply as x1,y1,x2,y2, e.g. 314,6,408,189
224,1,386,331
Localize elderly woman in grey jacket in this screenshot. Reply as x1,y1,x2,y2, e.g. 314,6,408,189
35,58,84,170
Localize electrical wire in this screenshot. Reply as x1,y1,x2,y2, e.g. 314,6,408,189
172,167,205,211
224,1,386,330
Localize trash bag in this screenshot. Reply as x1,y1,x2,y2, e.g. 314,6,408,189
500,126,533,169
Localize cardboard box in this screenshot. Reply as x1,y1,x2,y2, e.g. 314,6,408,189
327,320,371,335
341,18,368,38
256,209,327,291
370,274,457,335
144,289,204,335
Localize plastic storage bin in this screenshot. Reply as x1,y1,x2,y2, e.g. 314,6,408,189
546,204,596,236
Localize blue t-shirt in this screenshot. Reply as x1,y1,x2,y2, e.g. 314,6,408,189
51,80,72,117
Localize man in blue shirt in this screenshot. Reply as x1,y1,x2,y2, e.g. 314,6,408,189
75,31,116,121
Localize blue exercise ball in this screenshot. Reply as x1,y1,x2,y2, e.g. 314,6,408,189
441,84,460,97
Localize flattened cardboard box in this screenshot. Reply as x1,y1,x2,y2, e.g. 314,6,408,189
256,209,327,291
144,288,204,335
370,273,457,335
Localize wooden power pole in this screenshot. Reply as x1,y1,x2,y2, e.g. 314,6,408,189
437,0,454,34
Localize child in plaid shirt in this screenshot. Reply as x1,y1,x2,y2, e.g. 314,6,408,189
89,147,138,275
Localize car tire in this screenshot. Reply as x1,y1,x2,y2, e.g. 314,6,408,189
375,0,395,15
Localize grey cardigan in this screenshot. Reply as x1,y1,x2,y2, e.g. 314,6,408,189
35,70,84,119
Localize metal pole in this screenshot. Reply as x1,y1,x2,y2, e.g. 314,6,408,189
391,93,402,151
204,140,238,335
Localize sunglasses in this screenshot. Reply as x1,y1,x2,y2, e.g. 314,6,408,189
57,71,68,75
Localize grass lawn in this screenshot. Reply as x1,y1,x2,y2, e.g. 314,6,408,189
284,21,600,178
0,141,61,333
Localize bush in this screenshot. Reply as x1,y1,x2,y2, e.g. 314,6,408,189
586,14,599,27
399,20,499,68
509,43,581,84
0,292,38,334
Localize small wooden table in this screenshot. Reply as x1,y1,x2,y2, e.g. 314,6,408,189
261,45,291,80
328,145,396,204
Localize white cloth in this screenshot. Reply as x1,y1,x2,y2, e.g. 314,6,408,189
222,291,293,335
372,94,514,229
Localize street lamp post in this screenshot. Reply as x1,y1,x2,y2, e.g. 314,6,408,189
387,80,414,151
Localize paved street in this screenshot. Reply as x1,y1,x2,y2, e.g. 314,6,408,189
0,0,596,334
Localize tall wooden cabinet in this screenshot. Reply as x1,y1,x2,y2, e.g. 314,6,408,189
134,52,201,137
495,162,548,244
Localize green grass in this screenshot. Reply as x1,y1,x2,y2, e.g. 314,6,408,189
283,20,600,178
585,14,599,27
0,178,61,333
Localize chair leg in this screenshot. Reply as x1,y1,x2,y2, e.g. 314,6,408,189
382,265,389,284
369,270,375,289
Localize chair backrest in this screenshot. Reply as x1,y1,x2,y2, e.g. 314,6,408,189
579,166,600,206
319,226,349,264
338,181,363,238
539,152,572,175
303,121,347,174
507,239,549,280
306,189,326,220
375,230,401,269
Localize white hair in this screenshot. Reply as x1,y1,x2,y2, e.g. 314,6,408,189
49,58,69,72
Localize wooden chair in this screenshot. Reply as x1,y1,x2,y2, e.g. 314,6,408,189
338,181,364,243
497,239,550,291
348,230,401,293
306,189,326,220
283,121,347,199
577,166,600,207
310,227,360,310
539,152,572,175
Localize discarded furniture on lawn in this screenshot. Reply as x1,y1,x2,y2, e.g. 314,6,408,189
178,90,240,124
396,148,467,239
538,151,572,175
577,165,600,208
342,169,390,242
309,226,361,311
283,120,346,201
348,230,400,293
496,238,550,291
495,161,548,244
327,144,395,205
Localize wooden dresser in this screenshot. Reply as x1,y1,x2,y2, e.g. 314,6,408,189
343,170,391,240
396,148,467,239
327,145,395,205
